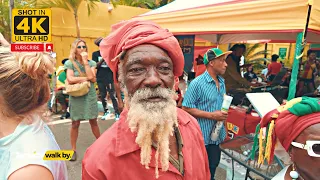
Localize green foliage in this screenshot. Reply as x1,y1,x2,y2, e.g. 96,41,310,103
111,0,174,9
0,0,37,40
37,0,99,15
36,0,99,37
243,43,270,70
111,0,156,9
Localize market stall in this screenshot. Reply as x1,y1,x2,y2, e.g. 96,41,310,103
135,0,320,178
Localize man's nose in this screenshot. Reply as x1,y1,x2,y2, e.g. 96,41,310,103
143,68,163,88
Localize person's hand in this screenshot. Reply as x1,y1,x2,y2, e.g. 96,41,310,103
80,52,88,63
118,100,124,113
210,111,228,121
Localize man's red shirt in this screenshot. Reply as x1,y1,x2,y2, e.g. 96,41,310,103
82,108,210,180
267,62,282,76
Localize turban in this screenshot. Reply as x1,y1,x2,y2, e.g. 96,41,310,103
251,97,320,164
99,20,184,83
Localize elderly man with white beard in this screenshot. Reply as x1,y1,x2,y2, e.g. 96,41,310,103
82,20,210,180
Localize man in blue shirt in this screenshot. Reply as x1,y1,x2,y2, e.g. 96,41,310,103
182,48,231,180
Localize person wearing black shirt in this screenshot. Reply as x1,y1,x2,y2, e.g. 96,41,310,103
92,37,120,120
244,65,258,82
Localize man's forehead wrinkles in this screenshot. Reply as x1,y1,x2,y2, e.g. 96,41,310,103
126,54,172,65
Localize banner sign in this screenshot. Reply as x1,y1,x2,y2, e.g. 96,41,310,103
175,35,195,73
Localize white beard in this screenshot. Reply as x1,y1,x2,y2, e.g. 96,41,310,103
126,87,178,178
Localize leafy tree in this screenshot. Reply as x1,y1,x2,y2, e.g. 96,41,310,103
0,0,36,41
244,43,270,70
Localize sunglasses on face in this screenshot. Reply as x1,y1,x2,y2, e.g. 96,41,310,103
77,46,87,49
291,141,320,157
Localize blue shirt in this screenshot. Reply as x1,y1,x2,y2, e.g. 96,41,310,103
182,71,226,145
0,115,68,180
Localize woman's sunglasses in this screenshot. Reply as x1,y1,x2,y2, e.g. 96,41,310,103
77,46,87,49
291,141,320,157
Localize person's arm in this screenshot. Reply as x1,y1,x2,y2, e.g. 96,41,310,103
65,60,88,84
66,69,88,84
97,58,105,68
225,56,251,87
267,64,272,76
8,165,54,180
81,52,96,83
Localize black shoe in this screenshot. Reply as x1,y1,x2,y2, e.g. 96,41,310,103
70,151,77,161
65,112,70,119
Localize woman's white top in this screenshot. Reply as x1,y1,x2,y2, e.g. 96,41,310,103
0,115,68,180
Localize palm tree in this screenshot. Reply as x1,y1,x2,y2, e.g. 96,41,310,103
111,0,156,9
37,0,99,38
243,43,270,70
111,0,174,9
154,0,173,8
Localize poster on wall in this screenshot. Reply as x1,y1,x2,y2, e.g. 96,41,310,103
279,48,287,59
175,35,195,73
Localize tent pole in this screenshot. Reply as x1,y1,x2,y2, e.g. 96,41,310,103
288,33,303,100
287,3,312,100
264,43,267,58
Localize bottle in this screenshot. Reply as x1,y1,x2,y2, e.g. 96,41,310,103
211,95,233,141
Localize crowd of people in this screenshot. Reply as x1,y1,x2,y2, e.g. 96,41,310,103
0,18,320,180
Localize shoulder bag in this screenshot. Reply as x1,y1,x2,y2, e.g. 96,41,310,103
65,60,91,97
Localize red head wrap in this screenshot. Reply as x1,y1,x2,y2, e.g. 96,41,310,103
99,20,184,83
256,97,320,164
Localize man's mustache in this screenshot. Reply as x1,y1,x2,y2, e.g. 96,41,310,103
131,87,173,101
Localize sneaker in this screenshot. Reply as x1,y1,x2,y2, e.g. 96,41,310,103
101,111,110,120
65,112,70,119
115,114,120,121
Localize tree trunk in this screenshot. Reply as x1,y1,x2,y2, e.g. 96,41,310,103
74,12,80,38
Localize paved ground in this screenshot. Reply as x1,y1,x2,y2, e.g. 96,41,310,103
49,114,226,180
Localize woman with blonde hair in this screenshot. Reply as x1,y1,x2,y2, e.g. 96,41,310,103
65,39,100,161
0,47,67,179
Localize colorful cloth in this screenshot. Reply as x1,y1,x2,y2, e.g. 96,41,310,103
82,108,210,180
99,20,184,82
252,97,320,164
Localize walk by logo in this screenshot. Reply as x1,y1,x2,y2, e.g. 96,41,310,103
43,150,74,161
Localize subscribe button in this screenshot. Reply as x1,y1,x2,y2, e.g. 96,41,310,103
11,43,53,52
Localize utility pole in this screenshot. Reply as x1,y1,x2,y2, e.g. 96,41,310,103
9,0,14,42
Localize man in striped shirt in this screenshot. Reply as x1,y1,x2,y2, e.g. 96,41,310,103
182,48,231,180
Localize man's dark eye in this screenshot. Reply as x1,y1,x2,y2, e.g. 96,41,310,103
129,68,145,73
159,66,171,71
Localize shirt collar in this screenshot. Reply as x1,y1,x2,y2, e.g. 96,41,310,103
203,70,225,83
115,108,190,157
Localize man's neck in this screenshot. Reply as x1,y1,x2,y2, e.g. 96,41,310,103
207,69,219,82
